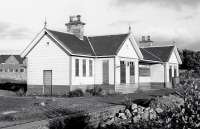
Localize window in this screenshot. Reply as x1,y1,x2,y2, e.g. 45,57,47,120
130,62,135,76
0,69,2,72
20,69,24,72
83,59,86,77
15,69,18,72
174,67,177,77
89,60,93,76
139,65,150,76
5,69,8,72
120,61,126,83
75,59,79,76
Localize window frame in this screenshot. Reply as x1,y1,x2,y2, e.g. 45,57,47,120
82,59,86,77
139,65,150,77
75,59,79,77
89,60,93,77
20,68,24,72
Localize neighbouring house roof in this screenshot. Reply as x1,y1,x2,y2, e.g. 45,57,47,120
140,46,175,62
0,55,24,64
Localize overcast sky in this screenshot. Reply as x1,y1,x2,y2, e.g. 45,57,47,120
0,0,200,53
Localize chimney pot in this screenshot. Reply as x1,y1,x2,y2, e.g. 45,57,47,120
147,35,151,41
77,15,81,21
69,16,73,22
142,36,145,42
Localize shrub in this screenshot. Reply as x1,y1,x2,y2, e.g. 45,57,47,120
86,87,103,96
68,89,84,97
16,88,26,96
49,114,91,129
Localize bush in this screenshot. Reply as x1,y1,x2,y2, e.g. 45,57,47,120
68,89,84,97
49,114,91,129
86,87,103,96
16,88,26,96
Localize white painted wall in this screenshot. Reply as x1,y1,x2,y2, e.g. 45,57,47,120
169,51,178,64
167,51,180,79
27,35,70,86
94,58,115,85
139,65,151,83
151,64,164,82
117,38,138,58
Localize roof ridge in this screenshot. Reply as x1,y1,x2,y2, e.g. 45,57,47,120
141,45,174,48
87,33,129,37
141,48,163,62
46,28,75,36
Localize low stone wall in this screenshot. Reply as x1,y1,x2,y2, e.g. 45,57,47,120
88,105,125,127
3,105,125,129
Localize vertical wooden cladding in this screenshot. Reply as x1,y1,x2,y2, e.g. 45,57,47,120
103,60,109,84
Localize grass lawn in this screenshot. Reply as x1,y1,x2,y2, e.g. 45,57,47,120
0,88,175,128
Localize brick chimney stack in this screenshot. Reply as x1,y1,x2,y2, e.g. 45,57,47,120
139,35,153,47
65,15,85,40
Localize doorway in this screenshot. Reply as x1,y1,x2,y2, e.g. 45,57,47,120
120,61,126,83
43,70,52,95
103,60,109,84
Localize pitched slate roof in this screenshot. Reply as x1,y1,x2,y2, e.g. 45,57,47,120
47,29,129,56
0,55,24,64
47,29,94,55
140,46,174,62
88,34,129,56
45,29,175,62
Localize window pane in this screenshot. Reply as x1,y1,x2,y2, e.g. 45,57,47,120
75,59,79,76
83,59,86,77
89,60,93,76
174,67,177,77
130,62,135,76
139,66,150,76
20,69,24,72
120,61,126,83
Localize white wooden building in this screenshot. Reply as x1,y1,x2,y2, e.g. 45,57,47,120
21,15,182,95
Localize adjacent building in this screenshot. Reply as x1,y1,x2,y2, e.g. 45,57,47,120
0,55,26,82
21,15,182,95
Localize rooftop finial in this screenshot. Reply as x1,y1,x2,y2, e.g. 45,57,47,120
44,17,47,28
128,25,132,33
